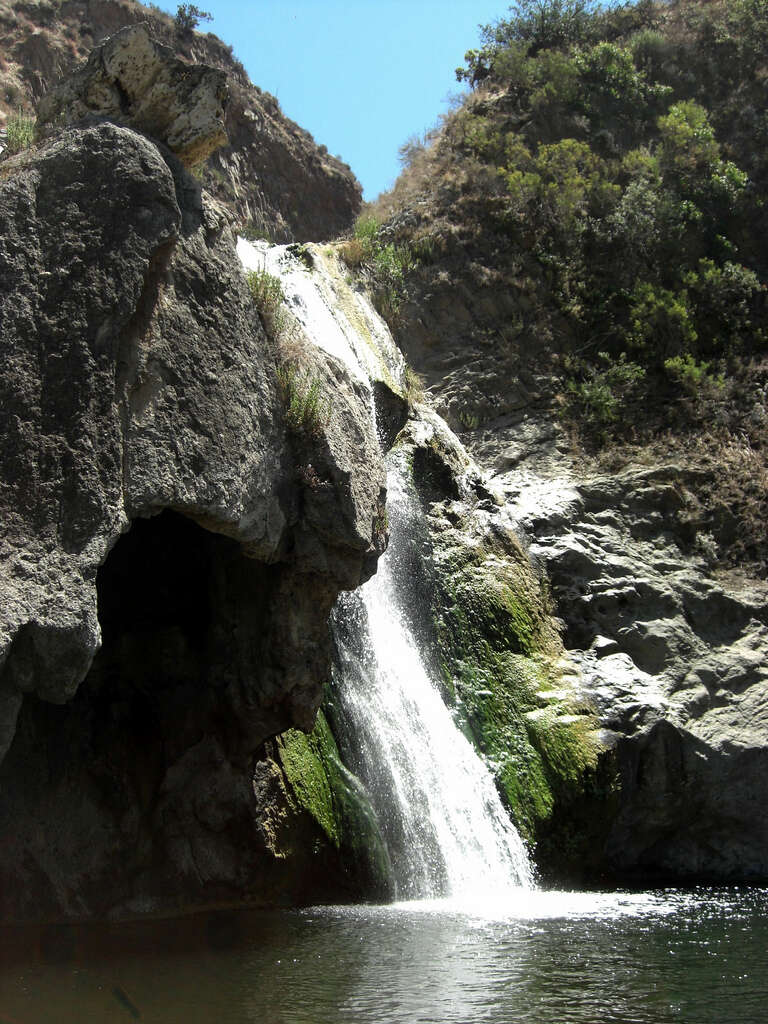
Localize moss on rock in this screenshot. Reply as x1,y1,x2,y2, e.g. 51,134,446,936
428,508,615,868
275,710,393,897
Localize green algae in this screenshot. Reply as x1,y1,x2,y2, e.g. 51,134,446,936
276,710,392,895
278,711,341,845
430,524,608,854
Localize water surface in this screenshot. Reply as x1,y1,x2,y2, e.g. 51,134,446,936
1,888,765,1024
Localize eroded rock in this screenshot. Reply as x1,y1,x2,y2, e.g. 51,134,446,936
0,119,385,921
0,1,362,241
37,23,228,167
496,420,768,882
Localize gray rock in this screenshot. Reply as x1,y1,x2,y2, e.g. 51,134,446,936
495,422,768,882
0,2,362,242
0,121,385,921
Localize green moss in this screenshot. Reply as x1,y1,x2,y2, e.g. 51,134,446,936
450,648,561,841
431,530,605,850
526,709,602,790
276,710,392,895
277,712,341,845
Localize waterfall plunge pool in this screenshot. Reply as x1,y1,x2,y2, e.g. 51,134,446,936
1,888,766,1023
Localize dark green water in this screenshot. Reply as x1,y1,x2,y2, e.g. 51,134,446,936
1,889,765,1024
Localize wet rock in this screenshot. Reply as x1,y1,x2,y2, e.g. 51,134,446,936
385,413,609,868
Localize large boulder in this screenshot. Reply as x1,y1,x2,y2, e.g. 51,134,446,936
0,119,385,921
0,1,362,241
37,23,228,167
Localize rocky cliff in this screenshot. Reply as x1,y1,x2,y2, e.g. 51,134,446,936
0,27,384,921
366,192,768,884
0,0,361,240
356,0,768,883
3,0,767,924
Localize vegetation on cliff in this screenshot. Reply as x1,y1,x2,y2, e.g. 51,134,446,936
352,0,768,572
428,515,611,867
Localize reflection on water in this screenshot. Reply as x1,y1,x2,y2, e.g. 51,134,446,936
1,889,766,1024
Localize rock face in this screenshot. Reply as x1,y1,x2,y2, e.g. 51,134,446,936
0,114,385,921
390,236,768,884
364,407,609,874
439,406,768,883
504,425,768,882
37,24,228,167
0,0,361,240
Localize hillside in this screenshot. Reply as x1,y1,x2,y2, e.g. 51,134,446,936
353,0,768,574
0,0,361,240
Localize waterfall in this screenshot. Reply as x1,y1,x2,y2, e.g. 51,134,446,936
238,237,535,903
330,462,534,902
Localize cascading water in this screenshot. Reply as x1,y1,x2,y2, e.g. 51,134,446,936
238,237,534,903
330,460,534,902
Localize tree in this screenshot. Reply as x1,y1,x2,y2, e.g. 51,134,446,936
175,4,213,35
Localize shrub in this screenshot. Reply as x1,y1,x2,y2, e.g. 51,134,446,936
174,4,212,34
663,353,724,397
4,110,35,155
276,364,331,437
403,364,425,405
339,213,415,323
339,214,379,266
627,282,698,360
565,351,645,431
246,266,289,337
240,222,274,243
457,0,601,83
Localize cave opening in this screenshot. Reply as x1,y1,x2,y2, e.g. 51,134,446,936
4,507,280,792
0,510,281,918
82,509,279,794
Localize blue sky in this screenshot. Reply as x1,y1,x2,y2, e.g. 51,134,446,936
158,1,508,200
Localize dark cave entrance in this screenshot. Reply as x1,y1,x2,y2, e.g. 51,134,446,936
0,510,281,918
81,509,280,808
98,510,217,659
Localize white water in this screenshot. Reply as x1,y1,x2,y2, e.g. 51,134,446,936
332,462,534,902
237,238,534,904
236,236,405,388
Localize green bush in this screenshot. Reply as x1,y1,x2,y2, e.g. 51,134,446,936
627,282,698,360
663,353,723,397
339,214,415,323
174,4,212,34
565,352,645,431
4,110,35,155
246,267,289,336
380,0,768,443
276,365,331,438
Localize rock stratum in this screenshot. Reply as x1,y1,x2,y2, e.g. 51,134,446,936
0,30,386,921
